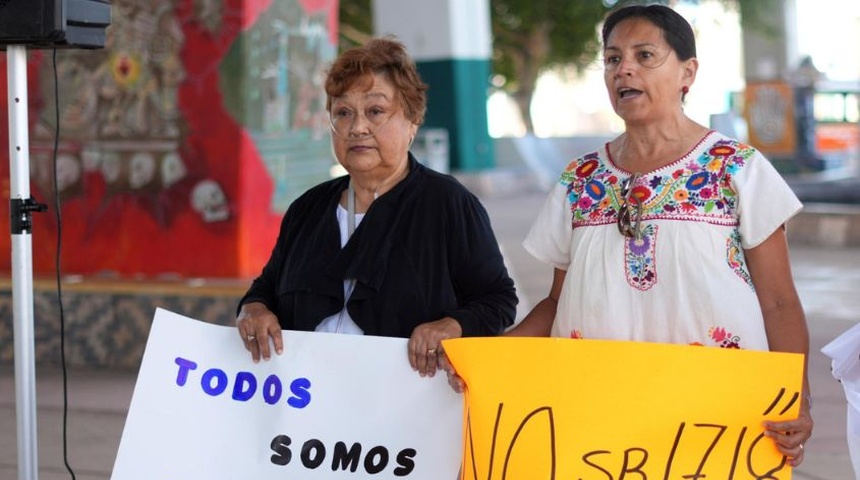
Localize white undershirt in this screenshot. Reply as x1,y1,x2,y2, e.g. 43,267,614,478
315,204,365,335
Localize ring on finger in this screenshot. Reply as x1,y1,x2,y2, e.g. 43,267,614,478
246,334,256,341
427,348,437,355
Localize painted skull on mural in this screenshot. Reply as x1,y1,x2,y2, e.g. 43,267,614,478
191,179,230,223
128,152,158,190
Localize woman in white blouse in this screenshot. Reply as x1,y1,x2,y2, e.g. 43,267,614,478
449,3,813,468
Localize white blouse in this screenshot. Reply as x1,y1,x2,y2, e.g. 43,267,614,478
523,131,802,350
315,204,365,335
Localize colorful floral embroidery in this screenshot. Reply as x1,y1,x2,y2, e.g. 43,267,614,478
559,138,753,229
577,158,600,178
726,230,754,289
557,137,754,292
585,180,606,200
624,224,658,290
709,326,741,349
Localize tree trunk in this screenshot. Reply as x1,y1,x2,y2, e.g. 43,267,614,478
513,89,534,133
511,24,550,134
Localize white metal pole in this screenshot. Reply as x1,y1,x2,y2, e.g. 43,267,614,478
7,44,39,480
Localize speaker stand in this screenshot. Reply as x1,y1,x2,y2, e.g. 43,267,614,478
7,44,40,480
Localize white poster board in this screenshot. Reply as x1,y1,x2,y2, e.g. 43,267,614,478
111,308,462,479
821,322,860,478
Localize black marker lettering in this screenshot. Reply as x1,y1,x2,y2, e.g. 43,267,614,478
394,448,417,477
501,406,556,479
331,441,361,472
301,439,326,469
364,446,390,474
582,450,614,480
619,447,647,479
683,424,726,480
270,434,292,466
663,422,685,480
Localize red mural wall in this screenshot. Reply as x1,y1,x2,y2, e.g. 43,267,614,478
0,0,339,279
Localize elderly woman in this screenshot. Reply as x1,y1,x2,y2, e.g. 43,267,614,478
236,37,517,377
448,4,813,467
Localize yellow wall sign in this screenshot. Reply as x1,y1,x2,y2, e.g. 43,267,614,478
442,338,804,480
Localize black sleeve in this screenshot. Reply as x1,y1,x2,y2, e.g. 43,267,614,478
442,189,518,336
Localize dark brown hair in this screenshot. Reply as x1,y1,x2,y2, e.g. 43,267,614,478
602,4,697,61
325,37,428,126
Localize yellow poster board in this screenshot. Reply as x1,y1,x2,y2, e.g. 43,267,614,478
442,337,804,480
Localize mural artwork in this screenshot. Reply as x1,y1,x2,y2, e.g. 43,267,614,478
0,0,339,277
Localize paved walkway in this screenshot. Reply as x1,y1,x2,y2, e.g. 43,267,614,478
1,186,858,479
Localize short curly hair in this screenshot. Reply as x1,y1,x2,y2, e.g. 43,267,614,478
325,37,428,126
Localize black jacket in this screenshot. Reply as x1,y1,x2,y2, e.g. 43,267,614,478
239,156,517,338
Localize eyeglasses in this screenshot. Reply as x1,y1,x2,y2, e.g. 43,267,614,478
603,48,671,71
617,173,644,239
329,107,397,139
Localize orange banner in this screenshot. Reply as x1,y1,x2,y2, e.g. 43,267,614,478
443,337,804,480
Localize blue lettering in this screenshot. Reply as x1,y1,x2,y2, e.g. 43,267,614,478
263,374,283,405
287,377,312,409
174,357,198,386
201,368,228,396
232,371,257,401
172,360,312,408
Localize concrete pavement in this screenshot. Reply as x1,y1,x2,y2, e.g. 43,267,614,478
1,184,858,479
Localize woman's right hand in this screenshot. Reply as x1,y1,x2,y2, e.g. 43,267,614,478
236,302,283,363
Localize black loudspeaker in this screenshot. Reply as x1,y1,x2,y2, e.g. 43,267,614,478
0,0,111,49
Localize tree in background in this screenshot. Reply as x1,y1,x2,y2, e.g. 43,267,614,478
338,0,775,134
490,0,775,133
338,0,372,52
491,1,610,132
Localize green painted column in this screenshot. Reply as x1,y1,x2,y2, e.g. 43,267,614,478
373,0,494,171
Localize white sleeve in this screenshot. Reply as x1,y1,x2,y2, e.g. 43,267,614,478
522,183,573,270
733,150,803,249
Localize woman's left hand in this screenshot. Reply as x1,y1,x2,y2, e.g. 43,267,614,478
408,316,462,378
763,404,813,467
